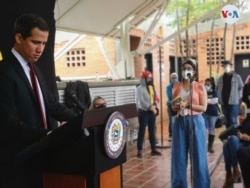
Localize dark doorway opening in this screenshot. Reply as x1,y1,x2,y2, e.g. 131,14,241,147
235,54,250,83
144,53,153,73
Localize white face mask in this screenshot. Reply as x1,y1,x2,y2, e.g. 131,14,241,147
171,78,178,83
182,70,193,80
205,85,211,91
224,65,231,73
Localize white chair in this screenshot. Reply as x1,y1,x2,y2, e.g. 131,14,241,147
126,117,139,145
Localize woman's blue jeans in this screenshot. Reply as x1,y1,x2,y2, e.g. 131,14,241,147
203,113,217,135
223,135,247,171
171,114,210,188
222,104,239,128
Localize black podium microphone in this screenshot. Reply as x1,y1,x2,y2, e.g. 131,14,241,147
68,90,86,111
67,90,89,136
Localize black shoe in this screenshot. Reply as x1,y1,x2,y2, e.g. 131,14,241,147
151,150,162,156
208,146,214,153
137,150,142,158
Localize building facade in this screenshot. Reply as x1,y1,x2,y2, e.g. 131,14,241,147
55,19,250,122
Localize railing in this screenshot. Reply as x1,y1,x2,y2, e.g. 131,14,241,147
57,80,139,143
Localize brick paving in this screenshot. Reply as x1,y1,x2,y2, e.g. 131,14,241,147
123,124,243,188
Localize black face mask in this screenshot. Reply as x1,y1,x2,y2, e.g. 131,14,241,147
94,104,106,109
146,78,153,85
147,81,153,86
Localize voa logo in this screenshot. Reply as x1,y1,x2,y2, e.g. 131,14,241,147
221,4,240,24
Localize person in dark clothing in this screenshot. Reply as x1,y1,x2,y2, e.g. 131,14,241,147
221,116,250,188
0,14,77,188
216,60,244,128
242,76,250,114
136,70,162,158
236,75,250,188
203,77,218,153
237,146,250,188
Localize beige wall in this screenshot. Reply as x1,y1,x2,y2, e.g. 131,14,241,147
55,36,116,78
54,21,250,123
196,23,250,82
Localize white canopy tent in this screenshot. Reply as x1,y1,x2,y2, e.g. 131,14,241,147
54,0,238,79
54,0,166,38
54,0,167,79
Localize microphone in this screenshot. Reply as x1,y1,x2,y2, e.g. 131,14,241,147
187,72,192,79
68,91,86,111
186,72,193,82
67,90,90,136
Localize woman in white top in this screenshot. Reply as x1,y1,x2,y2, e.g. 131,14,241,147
171,59,210,188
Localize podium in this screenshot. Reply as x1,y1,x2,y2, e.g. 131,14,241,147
18,103,137,188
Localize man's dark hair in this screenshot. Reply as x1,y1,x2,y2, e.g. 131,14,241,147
14,14,49,39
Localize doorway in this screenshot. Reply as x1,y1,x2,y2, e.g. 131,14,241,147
235,54,250,83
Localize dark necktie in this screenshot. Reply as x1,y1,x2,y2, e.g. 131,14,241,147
28,63,48,129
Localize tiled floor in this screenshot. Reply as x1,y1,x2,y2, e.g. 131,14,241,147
122,122,243,188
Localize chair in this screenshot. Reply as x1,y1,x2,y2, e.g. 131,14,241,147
126,117,139,145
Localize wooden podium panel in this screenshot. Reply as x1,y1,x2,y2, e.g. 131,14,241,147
43,173,86,188
100,165,121,188
43,165,121,188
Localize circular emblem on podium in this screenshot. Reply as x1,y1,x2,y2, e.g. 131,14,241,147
104,111,127,159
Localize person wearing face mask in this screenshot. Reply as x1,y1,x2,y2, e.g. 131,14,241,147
216,60,244,129
135,70,162,158
203,77,218,153
166,72,179,141
89,96,107,110
171,59,210,188
221,113,250,188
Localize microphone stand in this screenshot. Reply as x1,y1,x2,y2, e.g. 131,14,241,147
156,46,171,149
69,93,90,136
188,77,194,188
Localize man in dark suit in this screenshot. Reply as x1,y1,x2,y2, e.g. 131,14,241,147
0,14,78,188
